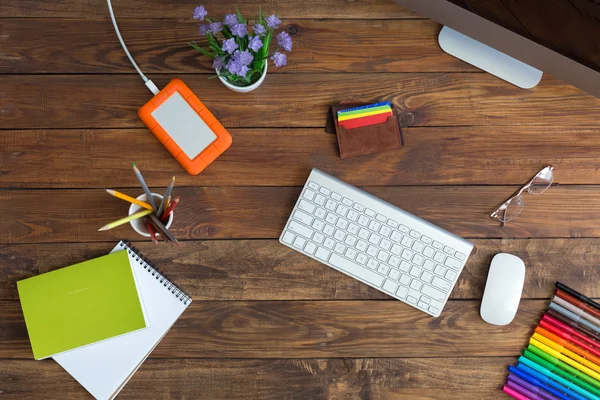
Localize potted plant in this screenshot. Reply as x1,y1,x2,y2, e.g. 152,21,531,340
190,5,293,93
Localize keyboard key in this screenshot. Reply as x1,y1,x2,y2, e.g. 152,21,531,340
433,251,446,263
379,225,392,237
334,248,379,275
377,264,390,275
422,284,446,302
399,274,411,285
388,269,401,280
423,260,435,271
383,279,399,294
409,230,421,239
410,280,423,292
345,248,357,260
282,231,295,244
358,228,370,240
353,203,365,212
313,232,325,244
356,240,368,251
325,213,338,224
334,230,346,241
377,251,390,262
432,277,451,292
412,255,425,266
380,239,392,250
298,199,316,213
365,208,376,217
399,225,410,233
421,271,433,283
305,242,317,255
334,243,346,254
401,249,414,261
455,252,466,261
323,237,335,249
391,231,403,242
390,244,402,256
420,296,430,304
423,246,435,258
412,242,425,252
336,218,349,230
444,257,462,270
288,221,313,238
293,236,306,249
315,247,330,261
303,189,316,201
388,220,399,229
367,245,379,257
325,199,337,211
434,264,446,276
324,225,335,236
293,210,313,226
445,270,458,281
418,301,429,309
429,306,440,315
376,214,387,222
336,204,348,216
315,207,327,219
356,253,368,265
344,235,357,247
368,233,381,245
331,192,342,201
410,266,422,278
407,296,418,304
368,220,381,231
433,241,444,250
389,256,400,267
347,210,359,221
319,187,331,196
421,236,432,244
314,194,326,206
312,219,325,231
342,197,353,206
358,215,369,226
396,285,409,298
348,223,359,235
443,246,454,255
367,258,379,269
308,181,319,190
401,236,414,247
399,261,411,272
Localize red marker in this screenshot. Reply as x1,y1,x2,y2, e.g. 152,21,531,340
542,313,600,351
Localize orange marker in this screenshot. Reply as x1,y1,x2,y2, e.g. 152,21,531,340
532,332,600,374
536,326,600,366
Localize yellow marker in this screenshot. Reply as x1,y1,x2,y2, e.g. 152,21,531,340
530,336,600,381
532,332,600,373
106,189,153,211
98,209,153,231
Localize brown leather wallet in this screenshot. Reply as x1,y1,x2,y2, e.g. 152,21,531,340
328,103,404,159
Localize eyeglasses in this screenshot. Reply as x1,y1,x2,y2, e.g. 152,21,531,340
490,166,554,224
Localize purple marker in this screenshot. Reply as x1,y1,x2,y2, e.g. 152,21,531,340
507,374,559,400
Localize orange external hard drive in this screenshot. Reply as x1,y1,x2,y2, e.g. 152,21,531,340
137,78,232,175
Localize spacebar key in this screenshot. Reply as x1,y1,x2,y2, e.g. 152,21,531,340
329,254,384,287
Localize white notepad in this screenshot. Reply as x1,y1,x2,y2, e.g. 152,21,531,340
53,242,191,400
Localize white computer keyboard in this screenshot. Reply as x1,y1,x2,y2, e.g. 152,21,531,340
279,168,474,317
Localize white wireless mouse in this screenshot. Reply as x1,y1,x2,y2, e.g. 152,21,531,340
480,253,525,325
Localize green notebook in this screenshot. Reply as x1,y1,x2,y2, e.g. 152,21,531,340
17,251,147,360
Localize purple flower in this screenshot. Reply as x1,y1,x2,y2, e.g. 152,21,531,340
213,56,225,71
277,31,292,52
266,14,281,29
230,23,248,38
208,22,223,34
224,14,239,26
193,5,208,21
222,38,238,54
226,59,250,77
198,24,209,35
271,51,287,67
253,23,266,36
249,35,263,52
237,64,250,77
233,49,253,66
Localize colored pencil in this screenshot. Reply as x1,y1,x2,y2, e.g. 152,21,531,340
532,332,600,374
164,195,171,211
106,189,153,210
98,209,153,231
161,195,180,223
132,163,157,211
144,217,158,245
157,176,175,217
148,214,178,246
556,282,600,312
540,318,600,359
530,337,600,381
546,310,600,344
556,288,600,321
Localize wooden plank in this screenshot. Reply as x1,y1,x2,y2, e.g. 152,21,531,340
1,19,475,74
0,358,513,399
1,185,600,244
0,298,546,358
1,239,598,301
3,126,600,188
4,74,600,129
0,0,417,19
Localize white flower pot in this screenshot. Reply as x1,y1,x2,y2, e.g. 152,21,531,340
218,63,267,93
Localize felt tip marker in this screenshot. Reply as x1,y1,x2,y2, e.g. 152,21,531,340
509,365,573,400
535,326,600,367
504,385,532,400
556,288,600,320
546,310,600,344
532,332,600,374
556,282,600,312
507,374,560,400
549,302,600,334
529,337,600,382
515,363,589,400
540,318,600,359
543,314,600,352
554,295,600,328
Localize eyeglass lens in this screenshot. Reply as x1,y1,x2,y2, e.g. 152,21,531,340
527,166,554,195
498,195,525,223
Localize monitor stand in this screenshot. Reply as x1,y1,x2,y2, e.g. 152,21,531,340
438,26,543,89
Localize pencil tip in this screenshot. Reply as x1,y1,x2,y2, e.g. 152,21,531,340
98,226,107,231
132,162,136,167
106,189,113,194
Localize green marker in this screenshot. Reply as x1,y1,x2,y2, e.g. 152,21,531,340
519,352,600,399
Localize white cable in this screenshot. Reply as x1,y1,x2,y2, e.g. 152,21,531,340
106,0,159,95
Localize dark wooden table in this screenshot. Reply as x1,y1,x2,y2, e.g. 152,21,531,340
3,1,600,398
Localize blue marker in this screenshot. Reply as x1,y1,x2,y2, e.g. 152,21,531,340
516,363,589,400
509,365,579,400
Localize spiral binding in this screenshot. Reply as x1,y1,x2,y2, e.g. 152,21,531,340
118,241,192,305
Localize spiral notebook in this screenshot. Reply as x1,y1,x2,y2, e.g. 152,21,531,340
53,242,191,400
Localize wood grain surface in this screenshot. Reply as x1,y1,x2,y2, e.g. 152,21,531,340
3,0,599,398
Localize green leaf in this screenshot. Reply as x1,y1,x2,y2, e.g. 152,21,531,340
235,5,245,24
188,41,216,59
259,5,263,24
